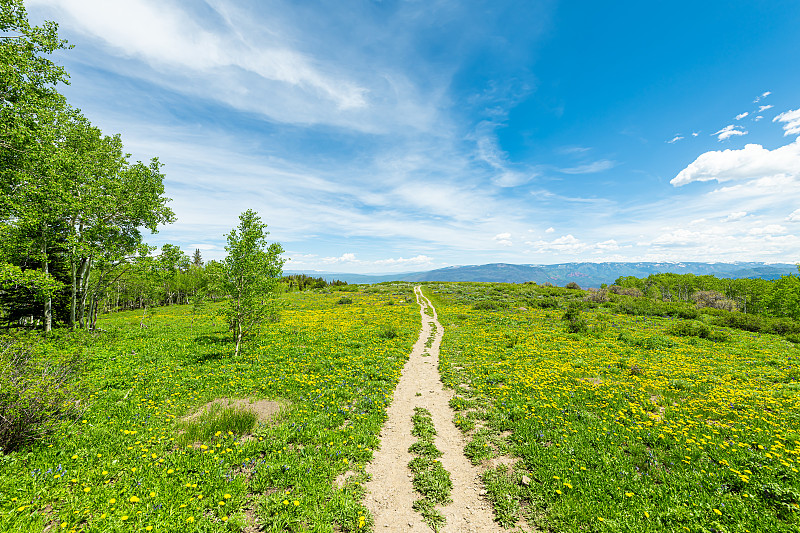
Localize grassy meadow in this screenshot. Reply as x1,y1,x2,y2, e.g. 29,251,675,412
2,281,800,532
427,283,800,532
1,284,418,533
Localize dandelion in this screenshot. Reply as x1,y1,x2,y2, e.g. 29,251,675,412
186,516,194,523
129,496,140,503
713,509,722,515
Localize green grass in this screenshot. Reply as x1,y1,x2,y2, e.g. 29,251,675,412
0,284,418,532
427,282,800,532
408,407,451,531
175,404,258,446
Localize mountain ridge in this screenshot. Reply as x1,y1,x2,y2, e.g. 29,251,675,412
285,261,798,286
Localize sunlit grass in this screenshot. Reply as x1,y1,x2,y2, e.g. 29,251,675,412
426,282,800,532
0,284,418,532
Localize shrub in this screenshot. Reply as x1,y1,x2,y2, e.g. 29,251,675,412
692,290,737,311
668,321,729,342
562,305,588,334
377,324,399,339
527,297,560,309
336,296,353,305
0,337,85,454
584,289,609,303
565,281,582,290
473,300,499,311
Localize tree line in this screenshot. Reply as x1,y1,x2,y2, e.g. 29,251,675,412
613,271,800,320
1,2,324,335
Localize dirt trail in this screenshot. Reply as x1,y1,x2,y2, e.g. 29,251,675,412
364,286,500,532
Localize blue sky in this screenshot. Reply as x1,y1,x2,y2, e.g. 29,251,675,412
27,0,800,273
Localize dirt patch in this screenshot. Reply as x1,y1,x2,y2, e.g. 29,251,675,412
184,398,285,424
334,470,358,489
481,455,519,470
581,377,603,386
243,503,262,533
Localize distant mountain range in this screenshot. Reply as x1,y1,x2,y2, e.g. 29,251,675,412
285,262,798,287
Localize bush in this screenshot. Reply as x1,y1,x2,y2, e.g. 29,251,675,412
584,289,609,303
377,324,399,339
562,305,588,334
692,290,737,311
668,321,729,342
527,298,560,309
472,300,499,311
615,298,699,320
565,281,582,290
0,337,85,453
336,296,353,305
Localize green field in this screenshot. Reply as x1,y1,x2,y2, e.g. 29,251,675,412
428,282,800,532
1,285,418,533
2,282,800,532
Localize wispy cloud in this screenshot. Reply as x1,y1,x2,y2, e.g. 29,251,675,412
667,135,684,144
559,160,616,174
474,122,537,187
774,109,800,136
735,112,749,120
713,125,748,141
754,91,771,103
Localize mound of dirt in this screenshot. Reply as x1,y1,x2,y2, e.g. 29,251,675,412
185,398,285,423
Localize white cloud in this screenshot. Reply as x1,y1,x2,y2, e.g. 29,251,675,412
594,239,620,250
692,132,700,137
33,0,367,111
492,233,513,246
713,125,747,141
754,116,764,122
559,160,616,174
759,105,773,113
671,138,800,186
667,135,684,144
650,229,704,246
774,109,800,136
748,225,787,236
754,91,771,102
788,209,800,222
545,227,555,233
723,211,747,221
373,255,434,266
528,234,586,252
475,122,536,187
735,112,749,120
322,253,358,264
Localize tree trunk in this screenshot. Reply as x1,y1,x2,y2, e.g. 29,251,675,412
41,233,52,333
70,256,77,328
76,256,92,329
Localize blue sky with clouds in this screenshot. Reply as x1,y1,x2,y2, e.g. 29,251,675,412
26,0,800,273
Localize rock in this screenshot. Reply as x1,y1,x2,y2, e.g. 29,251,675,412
521,475,531,486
